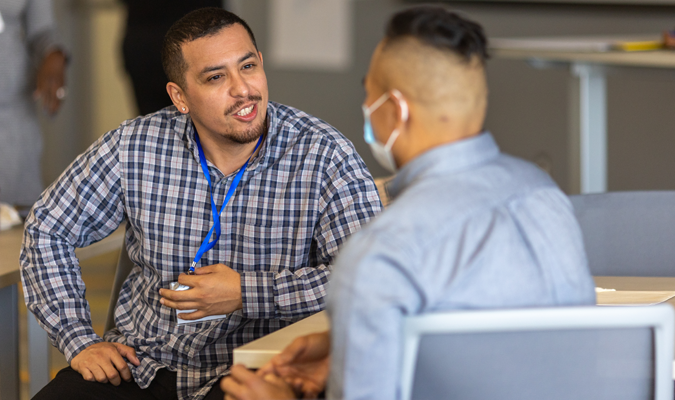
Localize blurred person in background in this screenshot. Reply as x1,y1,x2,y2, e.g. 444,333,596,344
0,0,67,209
121,0,221,116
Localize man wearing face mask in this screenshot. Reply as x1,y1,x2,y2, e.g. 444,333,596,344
221,6,595,400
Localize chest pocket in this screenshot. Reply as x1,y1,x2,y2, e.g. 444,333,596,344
233,223,298,273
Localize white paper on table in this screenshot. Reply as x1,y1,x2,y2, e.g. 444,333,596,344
0,12,5,34
269,0,352,72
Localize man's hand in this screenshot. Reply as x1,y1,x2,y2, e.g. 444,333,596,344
70,342,140,386
259,331,330,399
159,263,243,320
34,50,67,115
221,365,297,400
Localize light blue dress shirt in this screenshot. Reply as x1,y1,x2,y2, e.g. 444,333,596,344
327,132,596,400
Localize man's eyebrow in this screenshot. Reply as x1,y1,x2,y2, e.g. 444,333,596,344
238,51,256,64
199,52,257,75
200,64,225,75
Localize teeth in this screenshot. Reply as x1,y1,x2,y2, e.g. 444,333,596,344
236,105,254,116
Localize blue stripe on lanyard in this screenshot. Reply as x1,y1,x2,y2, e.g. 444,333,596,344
188,132,264,274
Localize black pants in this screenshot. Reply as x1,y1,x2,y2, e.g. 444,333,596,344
33,366,225,400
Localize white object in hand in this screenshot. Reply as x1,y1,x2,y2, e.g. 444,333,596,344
0,12,5,34
169,281,228,325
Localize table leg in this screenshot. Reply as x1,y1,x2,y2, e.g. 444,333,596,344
28,313,50,397
0,284,19,400
571,62,607,194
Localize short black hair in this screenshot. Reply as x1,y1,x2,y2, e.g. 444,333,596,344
385,6,488,64
162,7,258,88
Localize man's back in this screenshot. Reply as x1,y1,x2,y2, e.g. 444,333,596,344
327,133,595,400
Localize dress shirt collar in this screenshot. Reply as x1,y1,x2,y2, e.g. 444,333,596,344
179,102,282,176
388,132,500,199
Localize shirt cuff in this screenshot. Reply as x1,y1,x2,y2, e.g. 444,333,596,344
56,323,103,362
240,271,276,320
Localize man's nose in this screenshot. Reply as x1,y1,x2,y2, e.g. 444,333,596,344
229,72,250,98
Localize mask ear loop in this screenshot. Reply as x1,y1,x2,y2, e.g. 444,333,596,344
383,89,409,151
391,89,409,122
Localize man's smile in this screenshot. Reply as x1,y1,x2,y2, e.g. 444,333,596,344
227,97,262,123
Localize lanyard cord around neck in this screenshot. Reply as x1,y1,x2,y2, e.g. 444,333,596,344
188,132,264,274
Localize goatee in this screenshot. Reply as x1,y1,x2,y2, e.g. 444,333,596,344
224,117,267,144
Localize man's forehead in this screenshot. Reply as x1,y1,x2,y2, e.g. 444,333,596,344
181,24,257,68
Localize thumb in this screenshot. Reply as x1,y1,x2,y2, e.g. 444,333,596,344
114,343,141,366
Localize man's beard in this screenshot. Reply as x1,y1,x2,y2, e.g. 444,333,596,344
222,118,267,144
223,96,266,144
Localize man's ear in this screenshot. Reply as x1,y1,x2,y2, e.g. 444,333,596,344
167,82,189,113
258,51,264,66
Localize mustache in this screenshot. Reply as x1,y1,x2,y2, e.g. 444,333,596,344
225,95,263,115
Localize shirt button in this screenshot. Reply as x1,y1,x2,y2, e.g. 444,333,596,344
184,345,190,352
182,365,188,371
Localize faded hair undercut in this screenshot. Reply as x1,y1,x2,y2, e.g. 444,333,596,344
385,6,488,64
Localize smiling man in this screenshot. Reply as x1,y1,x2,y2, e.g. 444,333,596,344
21,8,381,400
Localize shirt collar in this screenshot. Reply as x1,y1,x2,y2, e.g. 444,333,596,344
388,132,500,199
178,102,281,174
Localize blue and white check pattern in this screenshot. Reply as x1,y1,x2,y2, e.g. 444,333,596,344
20,102,382,400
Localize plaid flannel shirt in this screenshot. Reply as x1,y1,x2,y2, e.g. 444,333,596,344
20,102,382,400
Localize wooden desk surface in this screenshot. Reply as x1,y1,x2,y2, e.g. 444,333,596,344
0,227,24,288
594,276,675,291
0,226,125,289
234,277,675,368
234,311,330,369
491,48,675,69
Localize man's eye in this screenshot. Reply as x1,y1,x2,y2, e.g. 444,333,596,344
243,64,255,70
209,75,222,81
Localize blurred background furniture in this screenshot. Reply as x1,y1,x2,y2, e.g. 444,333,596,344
570,191,675,276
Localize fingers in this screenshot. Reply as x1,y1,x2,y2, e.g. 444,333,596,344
79,366,95,382
113,343,141,367
177,272,199,287
34,74,63,115
33,86,61,115
221,367,251,400
176,310,206,321
102,361,123,386
160,296,201,311
221,378,246,400
193,264,221,275
256,362,277,377
71,342,139,386
89,364,110,384
275,335,310,364
159,286,202,311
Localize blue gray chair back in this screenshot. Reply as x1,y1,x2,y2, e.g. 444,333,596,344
569,191,675,276
401,306,674,400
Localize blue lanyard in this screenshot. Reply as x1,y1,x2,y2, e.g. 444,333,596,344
188,132,264,274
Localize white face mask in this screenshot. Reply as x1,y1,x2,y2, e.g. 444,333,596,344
362,89,409,174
